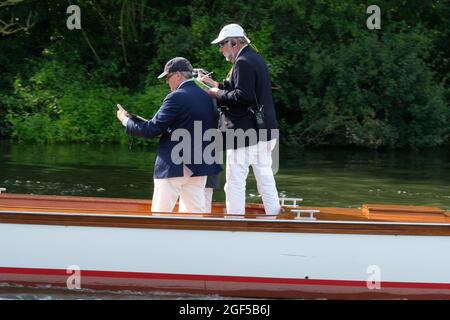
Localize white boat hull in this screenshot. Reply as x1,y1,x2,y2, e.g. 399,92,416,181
1,221,450,299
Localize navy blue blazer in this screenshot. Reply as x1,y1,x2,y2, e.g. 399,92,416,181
217,46,279,147
126,81,222,179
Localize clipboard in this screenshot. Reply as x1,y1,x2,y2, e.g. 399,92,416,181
127,112,148,122
117,104,148,122
193,77,212,90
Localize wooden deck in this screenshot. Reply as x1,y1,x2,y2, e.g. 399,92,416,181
0,193,449,236
0,193,448,221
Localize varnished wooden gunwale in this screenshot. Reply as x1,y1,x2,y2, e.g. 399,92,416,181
0,193,449,236
1,209,450,236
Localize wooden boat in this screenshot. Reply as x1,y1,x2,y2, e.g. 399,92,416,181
0,190,449,299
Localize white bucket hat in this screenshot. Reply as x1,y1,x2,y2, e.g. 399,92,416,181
211,23,251,44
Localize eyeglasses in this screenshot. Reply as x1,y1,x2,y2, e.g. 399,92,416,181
218,40,229,48
165,72,175,83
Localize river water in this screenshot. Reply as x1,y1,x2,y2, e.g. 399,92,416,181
0,140,449,299
1,140,449,208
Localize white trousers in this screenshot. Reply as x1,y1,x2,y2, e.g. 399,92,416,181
179,187,214,213
151,167,207,213
224,139,281,215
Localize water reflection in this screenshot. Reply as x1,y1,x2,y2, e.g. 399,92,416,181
1,140,449,209
0,284,239,300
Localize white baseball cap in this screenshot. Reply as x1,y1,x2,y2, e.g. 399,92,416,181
211,23,251,44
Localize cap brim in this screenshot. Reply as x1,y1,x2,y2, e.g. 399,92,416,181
211,35,251,44
157,71,168,79
211,36,226,44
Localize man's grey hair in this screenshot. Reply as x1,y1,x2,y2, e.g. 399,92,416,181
234,37,249,45
180,71,193,79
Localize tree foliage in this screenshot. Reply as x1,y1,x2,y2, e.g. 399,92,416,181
0,0,448,148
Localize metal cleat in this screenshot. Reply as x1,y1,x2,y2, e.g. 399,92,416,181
280,197,303,208
291,209,320,221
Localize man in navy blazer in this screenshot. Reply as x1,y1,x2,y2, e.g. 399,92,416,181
199,24,281,216
117,57,222,213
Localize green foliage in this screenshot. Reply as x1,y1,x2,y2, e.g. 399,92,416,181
0,0,448,148
292,32,448,148
3,58,168,144
265,1,449,148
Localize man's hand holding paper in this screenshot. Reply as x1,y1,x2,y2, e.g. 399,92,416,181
116,104,128,123
197,72,218,89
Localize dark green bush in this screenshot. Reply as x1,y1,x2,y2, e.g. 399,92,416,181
0,0,448,148
291,32,448,148
4,58,168,144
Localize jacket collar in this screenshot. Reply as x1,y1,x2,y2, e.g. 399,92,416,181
236,44,249,59
177,78,194,90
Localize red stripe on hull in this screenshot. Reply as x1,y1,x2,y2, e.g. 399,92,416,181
1,267,450,299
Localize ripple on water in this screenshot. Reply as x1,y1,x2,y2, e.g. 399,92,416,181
0,283,251,300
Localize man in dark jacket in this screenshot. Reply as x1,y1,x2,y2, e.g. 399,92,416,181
199,24,281,215
117,57,222,213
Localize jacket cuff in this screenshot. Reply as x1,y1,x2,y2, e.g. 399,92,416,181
216,90,226,103
121,116,130,127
